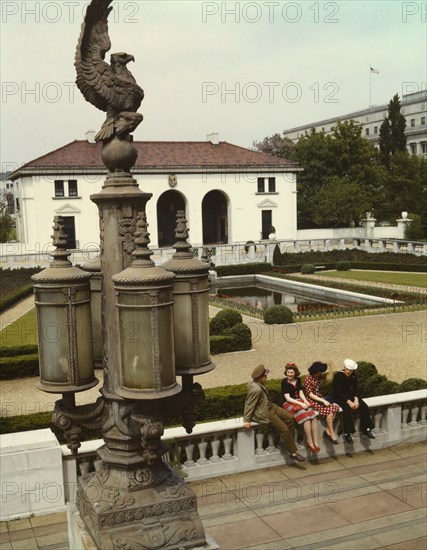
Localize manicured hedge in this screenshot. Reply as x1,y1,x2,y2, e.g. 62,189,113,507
301,264,316,274
0,344,38,358
0,267,41,312
215,263,271,276
273,249,427,267
0,354,39,379
1,368,425,436
0,285,33,313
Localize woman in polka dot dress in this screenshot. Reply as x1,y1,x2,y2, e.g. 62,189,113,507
304,362,340,444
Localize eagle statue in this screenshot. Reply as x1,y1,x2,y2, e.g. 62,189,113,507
75,0,144,143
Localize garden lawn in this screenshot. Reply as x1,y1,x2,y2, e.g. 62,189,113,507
0,309,37,348
316,270,427,288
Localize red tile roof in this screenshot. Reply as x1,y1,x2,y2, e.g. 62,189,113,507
13,140,299,176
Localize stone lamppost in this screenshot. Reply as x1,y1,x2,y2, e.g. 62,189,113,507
32,1,216,548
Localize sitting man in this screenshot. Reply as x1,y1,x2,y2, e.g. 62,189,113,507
243,364,306,462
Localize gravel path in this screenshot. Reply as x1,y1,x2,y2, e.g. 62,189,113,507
1,305,426,417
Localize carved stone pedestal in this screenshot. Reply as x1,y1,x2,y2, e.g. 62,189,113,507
71,459,215,550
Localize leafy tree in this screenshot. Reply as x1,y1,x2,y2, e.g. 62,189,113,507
0,192,14,242
382,152,427,222
379,94,407,168
253,133,294,159
312,176,371,227
290,121,385,227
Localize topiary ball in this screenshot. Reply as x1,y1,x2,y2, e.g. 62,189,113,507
263,305,293,325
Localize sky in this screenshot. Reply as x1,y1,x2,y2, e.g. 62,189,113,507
1,0,426,170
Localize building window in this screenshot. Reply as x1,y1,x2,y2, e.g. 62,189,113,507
268,177,276,192
257,177,265,193
54,180,64,197
410,119,415,127
374,126,378,133
420,142,426,154
421,117,425,125
365,128,370,136
68,180,78,197
409,143,417,155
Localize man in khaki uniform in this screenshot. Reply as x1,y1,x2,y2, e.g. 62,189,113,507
243,364,306,462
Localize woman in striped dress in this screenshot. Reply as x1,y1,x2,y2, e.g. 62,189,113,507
304,362,340,444
282,363,319,453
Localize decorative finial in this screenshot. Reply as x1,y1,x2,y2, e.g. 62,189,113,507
131,212,154,266
50,216,72,267
172,210,193,258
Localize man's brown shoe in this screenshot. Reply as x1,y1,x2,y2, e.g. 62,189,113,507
290,452,306,462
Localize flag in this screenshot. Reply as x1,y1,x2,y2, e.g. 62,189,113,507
370,66,379,74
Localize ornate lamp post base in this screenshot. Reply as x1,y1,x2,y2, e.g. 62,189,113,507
72,462,208,550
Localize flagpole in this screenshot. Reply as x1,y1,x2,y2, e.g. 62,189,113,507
369,66,372,108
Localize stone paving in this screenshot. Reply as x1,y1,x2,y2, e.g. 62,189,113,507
1,441,425,549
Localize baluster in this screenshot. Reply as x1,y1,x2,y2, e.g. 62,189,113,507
419,403,427,425
267,432,277,452
184,441,196,466
197,438,209,464
255,430,266,455
210,436,221,462
401,407,410,429
223,433,233,460
409,404,420,427
373,409,384,433
79,458,91,476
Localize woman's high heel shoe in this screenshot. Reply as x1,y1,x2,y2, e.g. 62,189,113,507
306,442,318,453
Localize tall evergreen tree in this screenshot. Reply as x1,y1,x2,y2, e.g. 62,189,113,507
379,94,407,167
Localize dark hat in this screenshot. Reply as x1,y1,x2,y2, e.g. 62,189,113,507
308,361,328,375
251,364,270,380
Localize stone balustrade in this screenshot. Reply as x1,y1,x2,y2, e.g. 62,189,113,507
1,391,425,521
1,237,426,269
61,389,426,487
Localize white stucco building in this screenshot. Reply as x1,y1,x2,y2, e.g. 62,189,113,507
10,134,301,250
283,90,427,157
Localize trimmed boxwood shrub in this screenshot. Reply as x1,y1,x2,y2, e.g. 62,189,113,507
301,264,316,274
209,315,230,336
264,305,293,325
0,344,38,358
210,335,236,354
356,362,379,396
375,380,401,396
0,354,39,379
336,260,351,271
224,323,252,351
398,378,427,392
209,308,243,335
216,308,242,326
209,309,252,353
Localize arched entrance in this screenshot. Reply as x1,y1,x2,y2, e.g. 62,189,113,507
202,190,228,244
157,190,186,247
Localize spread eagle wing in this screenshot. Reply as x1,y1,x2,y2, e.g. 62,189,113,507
75,0,144,135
